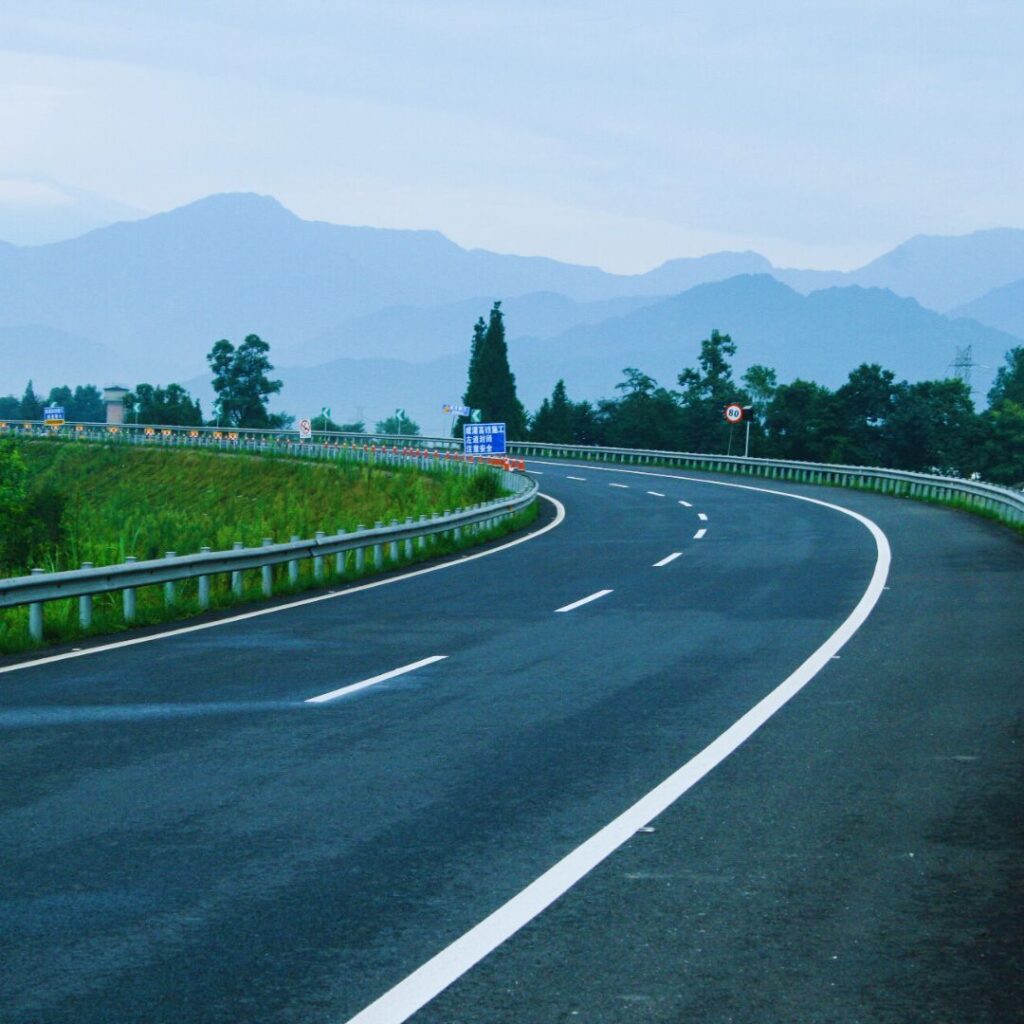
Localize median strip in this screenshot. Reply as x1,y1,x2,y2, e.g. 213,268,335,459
555,590,613,613
306,656,448,704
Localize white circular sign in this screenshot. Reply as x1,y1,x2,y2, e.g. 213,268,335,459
298,417,312,439
724,403,744,424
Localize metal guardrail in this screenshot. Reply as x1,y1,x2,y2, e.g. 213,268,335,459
504,440,1024,528
0,429,536,642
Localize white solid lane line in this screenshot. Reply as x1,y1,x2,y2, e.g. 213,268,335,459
646,491,665,497
609,483,629,489
694,528,707,539
652,552,682,567
698,512,708,521
555,589,613,613
306,656,448,704
678,500,693,508
567,475,587,481
344,488,891,1024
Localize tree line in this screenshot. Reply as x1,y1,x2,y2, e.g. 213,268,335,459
462,302,1024,486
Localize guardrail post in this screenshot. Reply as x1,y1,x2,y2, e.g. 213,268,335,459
373,524,384,569
28,568,45,641
389,521,400,563
335,529,347,576
404,518,414,559
453,509,462,542
198,547,211,609
314,532,325,581
231,541,244,596
354,525,366,573
417,514,428,552
79,562,93,629
123,556,138,622
262,538,273,596
164,552,177,606
289,535,300,585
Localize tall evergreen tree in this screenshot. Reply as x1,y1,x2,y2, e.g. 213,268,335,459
461,302,527,438
530,379,574,442
19,381,43,421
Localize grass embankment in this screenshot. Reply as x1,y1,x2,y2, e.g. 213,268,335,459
0,441,535,652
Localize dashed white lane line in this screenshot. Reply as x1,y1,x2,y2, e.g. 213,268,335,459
697,512,708,522
555,589,613,613
567,475,587,481
344,480,892,1024
646,491,665,497
306,656,448,704
652,552,682,567
694,528,707,539
678,500,693,508
609,483,629,489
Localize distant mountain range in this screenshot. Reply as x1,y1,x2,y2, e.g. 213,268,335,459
249,274,1019,435
0,192,1021,432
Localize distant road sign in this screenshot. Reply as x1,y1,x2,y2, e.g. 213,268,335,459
443,403,471,417
724,403,744,424
298,417,312,440
43,405,65,426
463,421,506,455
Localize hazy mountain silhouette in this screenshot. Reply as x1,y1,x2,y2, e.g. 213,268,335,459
2,193,1021,413
951,278,1024,340
252,275,1019,435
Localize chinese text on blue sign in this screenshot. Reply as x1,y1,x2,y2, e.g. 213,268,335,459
463,422,506,455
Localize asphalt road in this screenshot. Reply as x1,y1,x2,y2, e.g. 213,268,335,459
1,460,1021,1023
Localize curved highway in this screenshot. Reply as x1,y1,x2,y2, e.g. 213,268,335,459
1,460,1021,1023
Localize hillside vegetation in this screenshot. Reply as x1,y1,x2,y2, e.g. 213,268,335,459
0,440,502,577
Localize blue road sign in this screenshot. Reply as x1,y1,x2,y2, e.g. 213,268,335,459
463,421,506,455
43,405,65,423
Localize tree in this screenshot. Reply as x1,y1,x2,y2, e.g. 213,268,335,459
0,395,19,418
988,347,1024,409
208,334,284,428
763,379,836,461
375,410,420,436
530,379,574,442
0,438,28,573
19,381,43,421
461,302,527,438
125,383,203,426
830,363,900,465
677,330,748,452
883,378,980,474
601,368,684,450
72,385,104,422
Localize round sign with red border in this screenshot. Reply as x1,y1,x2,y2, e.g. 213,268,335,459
724,403,744,424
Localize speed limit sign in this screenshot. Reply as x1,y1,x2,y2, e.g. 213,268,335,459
724,403,744,424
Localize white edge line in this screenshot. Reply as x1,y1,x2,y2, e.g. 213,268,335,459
694,528,707,539
306,656,447,704
652,552,682,567
697,512,708,522
344,466,892,1024
0,495,566,676
554,589,612,613
678,500,693,508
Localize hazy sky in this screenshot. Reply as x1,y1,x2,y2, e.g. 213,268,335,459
1,1,1021,271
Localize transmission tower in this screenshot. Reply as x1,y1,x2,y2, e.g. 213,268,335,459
950,345,977,392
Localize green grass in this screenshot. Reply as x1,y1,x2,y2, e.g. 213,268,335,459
0,440,531,652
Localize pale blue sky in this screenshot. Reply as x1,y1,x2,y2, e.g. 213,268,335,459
1,1,1021,270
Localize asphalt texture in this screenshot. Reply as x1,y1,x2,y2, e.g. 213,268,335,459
1,460,1021,1023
